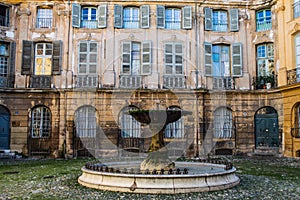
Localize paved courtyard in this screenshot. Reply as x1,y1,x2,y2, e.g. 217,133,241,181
0,156,299,199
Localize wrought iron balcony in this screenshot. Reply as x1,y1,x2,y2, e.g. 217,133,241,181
256,21,272,32
76,75,98,88
0,75,14,88
30,75,52,88
252,75,277,89
287,68,300,85
291,127,300,138
163,75,186,89
81,20,98,29
119,75,142,88
213,77,235,90
36,18,52,28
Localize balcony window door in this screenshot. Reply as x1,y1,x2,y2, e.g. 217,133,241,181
35,43,52,75
214,107,233,139
256,43,274,77
256,9,272,31
213,10,228,32
81,7,97,28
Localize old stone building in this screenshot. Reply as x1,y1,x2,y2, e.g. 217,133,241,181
1,0,294,158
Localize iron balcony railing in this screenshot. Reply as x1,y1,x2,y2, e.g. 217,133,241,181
0,75,14,88
291,127,300,138
213,77,235,90
163,75,186,89
119,75,142,88
76,75,99,88
36,18,52,28
123,20,139,29
252,75,277,89
256,20,272,32
30,75,52,88
287,68,300,85
81,20,98,29
212,22,228,32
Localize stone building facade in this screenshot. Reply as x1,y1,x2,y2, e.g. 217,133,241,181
0,0,291,158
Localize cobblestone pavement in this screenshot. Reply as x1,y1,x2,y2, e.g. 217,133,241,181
0,156,299,200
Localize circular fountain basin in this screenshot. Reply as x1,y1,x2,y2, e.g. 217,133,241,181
78,161,240,194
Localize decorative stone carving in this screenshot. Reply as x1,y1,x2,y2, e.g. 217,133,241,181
16,8,31,16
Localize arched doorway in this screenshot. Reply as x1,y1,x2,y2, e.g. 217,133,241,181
254,106,279,148
0,105,10,149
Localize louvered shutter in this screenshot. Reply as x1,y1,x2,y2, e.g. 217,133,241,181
72,3,81,28
52,41,62,75
122,42,131,74
21,40,33,75
140,5,150,28
204,42,212,76
142,41,151,75
182,6,192,29
232,43,242,77
114,4,123,28
98,4,107,28
157,5,165,28
204,7,212,31
9,42,16,87
230,8,239,32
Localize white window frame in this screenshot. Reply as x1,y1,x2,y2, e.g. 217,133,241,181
81,6,97,28
213,10,228,32
34,43,53,75
75,106,97,138
36,7,53,28
214,107,233,139
123,7,139,29
164,43,183,75
256,43,274,77
0,42,9,77
165,8,181,30
31,106,51,138
78,41,98,75
256,9,272,32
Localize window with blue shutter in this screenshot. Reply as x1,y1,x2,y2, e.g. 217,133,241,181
182,6,192,29
204,42,212,76
230,8,239,31
204,7,212,31
142,41,151,75
98,4,107,28
140,5,150,28
232,43,242,77
72,3,81,28
114,4,123,28
157,5,165,28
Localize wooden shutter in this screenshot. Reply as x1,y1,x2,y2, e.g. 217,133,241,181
122,42,131,74
204,42,212,76
21,40,33,75
204,7,212,31
230,8,239,32
114,4,123,28
72,3,81,28
140,5,150,28
142,41,151,75
52,41,62,75
98,4,107,28
157,5,165,29
9,42,16,87
232,43,242,77
182,6,192,29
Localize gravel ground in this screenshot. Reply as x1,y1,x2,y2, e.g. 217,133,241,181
0,156,299,200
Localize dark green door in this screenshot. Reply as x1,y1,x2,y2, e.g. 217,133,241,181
255,113,279,148
0,106,10,149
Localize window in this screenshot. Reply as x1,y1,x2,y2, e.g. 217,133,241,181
72,4,107,28
164,107,184,138
295,34,300,82
256,9,272,31
0,43,9,78
204,43,242,77
120,107,141,138
123,7,139,28
204,8,239,32
157,6,192,29
21,40,62,75
75,106,97,138
36,7,52,28
121,41,151,75
35,43,52,75
164,43,183,75
256,43,274,77
214,107,233,139
293,104,300,137
0,5,9,27
114,5,149,29
213,10,228,32
79,41,97,75
294,0,300,19
31,106,51,138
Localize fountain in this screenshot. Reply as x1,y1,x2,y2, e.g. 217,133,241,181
78,108,240,194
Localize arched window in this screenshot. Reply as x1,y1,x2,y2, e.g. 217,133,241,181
214,107,233,139
120,106,141,138
75,106,96,137
31,106,51,138
164,107,184,138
